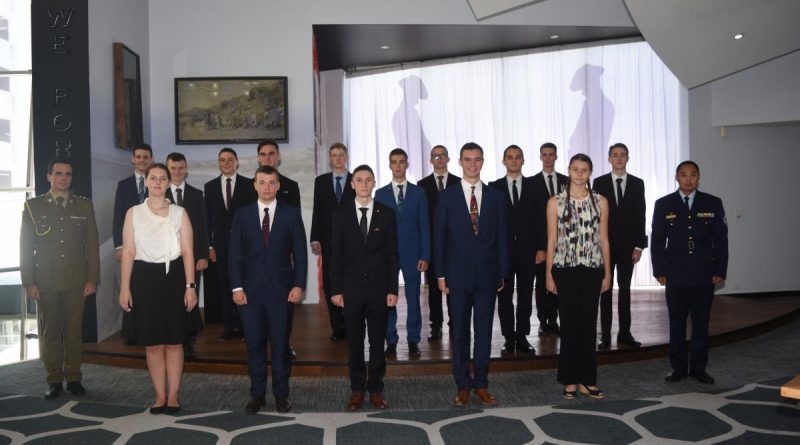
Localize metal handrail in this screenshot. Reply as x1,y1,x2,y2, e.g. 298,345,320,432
0,266,32,361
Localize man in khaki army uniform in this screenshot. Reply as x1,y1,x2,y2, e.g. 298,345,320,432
20,158,100,399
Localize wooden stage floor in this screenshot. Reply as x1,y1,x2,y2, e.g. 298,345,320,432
83,288,800,376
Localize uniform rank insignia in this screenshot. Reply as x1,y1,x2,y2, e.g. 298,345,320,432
666,213,677,220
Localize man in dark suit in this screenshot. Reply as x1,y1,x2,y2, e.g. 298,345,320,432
529,142,567,335
417,145,460,340
310,142,355,341
375,148,430,357
113,143,153,260
652,161,727,385
330,164,398,411
256,140,301,208
229,166,307,414
592,143,648,350
166,152,210,357
204,148,257,341
488,145,544,355
436,142,508,407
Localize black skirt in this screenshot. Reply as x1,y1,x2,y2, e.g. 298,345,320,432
122,257,204,346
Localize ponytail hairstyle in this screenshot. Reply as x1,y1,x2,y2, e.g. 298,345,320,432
563,153,597,224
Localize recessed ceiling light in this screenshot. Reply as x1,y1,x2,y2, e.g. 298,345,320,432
380,45,391,50
734,33,744,40
549,34,560,40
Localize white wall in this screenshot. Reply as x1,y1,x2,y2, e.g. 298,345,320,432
88,0,150,340
689,80,800,294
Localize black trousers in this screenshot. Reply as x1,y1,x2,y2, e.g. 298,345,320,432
599,248,634,341
497,258,536,338
535,263,558,326
665,284,714,373
425,267,451,328
553,266,603,385
321,248,346,336
344,291,389,393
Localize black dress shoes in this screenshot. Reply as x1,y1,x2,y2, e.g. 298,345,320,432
289,345,297,358
330,331,347,342
617,335,642,348
44,383,62,399
275,397,291,413
689,369,715,384
598,341,611,351
548,322,560,335
516,337,535,354
665,370,687,382
385,343,397,357
500,337,516,355
246,396,266,414
428,326,443,341
66,381,86,396
408,342,421,357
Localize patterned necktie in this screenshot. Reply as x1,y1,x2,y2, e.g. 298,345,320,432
138,176,145,203
335,176,343,203
684,196,690,211
397,184,405,215
359,207,369,243
616,178,624,207
176,188,183,207
469,186,479,236
547,174,555,197
512,179,519,206
262,207,270,247
437,175,444,192
225,178,232,211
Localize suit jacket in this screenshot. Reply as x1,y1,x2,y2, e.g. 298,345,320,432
434,182,509,291
592,173,647,253
228,202,307,305
488,176,545,262
166,183,209,261
310,172,355,248
651,190,728,286
113,174,145,249
203,174,257,256
330,199,399,298
529,171,567,253
374,182,431,263
417,172,461,233
277,173,301,208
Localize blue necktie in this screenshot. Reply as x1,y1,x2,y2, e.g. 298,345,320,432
137,176,145,203
335,176,343,203
397,184,405,215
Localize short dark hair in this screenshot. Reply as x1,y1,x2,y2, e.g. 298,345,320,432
329,142,348,152
255,165,278,178
219,147,238,159
431,145,448,156
132,143,153,157
257,140,279,153
146,163,171,181
47,157,73,174
460,142,483,158
352,164,374,177
608,143,629,156
540,142,557,153
389,148,408,160
166,152,186,164
503,144,523,158
675,160,700,175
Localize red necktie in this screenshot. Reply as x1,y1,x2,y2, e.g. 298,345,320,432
262,207,270,247
470,186,479,235
225,177,232,211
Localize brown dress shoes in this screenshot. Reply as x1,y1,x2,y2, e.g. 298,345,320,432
453,389,470,407
474,388,498,405
347,391,365,411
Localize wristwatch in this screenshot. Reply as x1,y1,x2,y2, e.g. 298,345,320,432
185,283,197,289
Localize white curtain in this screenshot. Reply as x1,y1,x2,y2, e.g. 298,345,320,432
345,41,686,286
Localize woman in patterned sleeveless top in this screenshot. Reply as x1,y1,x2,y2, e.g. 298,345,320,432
545,153,611,400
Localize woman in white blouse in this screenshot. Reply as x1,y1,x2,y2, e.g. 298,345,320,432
119,163,198,414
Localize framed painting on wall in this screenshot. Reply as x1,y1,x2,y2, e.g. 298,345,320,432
174,76,288,144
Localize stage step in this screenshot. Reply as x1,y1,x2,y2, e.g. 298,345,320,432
780,375,800,399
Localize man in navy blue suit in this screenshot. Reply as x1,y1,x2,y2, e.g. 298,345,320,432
229,165,307,414
435,142,508,407
375,148,431,358
113,143,153,260
652,160,728,385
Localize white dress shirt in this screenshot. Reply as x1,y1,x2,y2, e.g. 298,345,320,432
354,198,374,229
220,174,237,208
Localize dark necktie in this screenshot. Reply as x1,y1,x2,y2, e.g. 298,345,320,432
684,196,690,211
335,176,343,203
437,175,444,192
56,196,65,208
137,176,145,203
548,174,555,197
176,188,183,207
225,178,232,211
615,178,624,207
359,207,368,243
397,184,405,214
262,207,270,247
469,186,479,235
512,179,519,206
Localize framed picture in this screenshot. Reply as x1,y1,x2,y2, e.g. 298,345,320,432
174,76,288,144
114,43,144,149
